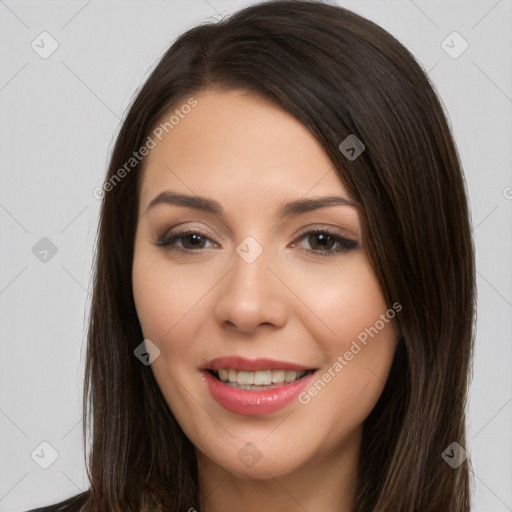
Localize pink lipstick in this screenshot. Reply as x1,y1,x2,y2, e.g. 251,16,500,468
202,356,317,416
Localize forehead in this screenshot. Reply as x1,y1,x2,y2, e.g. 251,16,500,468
139,89,350,212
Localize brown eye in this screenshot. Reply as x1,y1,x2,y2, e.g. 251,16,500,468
180,233,208,249
307,232,336,251
294,229,358,256
156,230,218,252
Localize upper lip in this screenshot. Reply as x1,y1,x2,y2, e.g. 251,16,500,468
204,356,316,372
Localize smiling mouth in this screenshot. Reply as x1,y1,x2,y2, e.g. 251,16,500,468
207,368,316,391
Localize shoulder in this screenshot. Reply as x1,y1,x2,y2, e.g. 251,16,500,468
25,491,89,512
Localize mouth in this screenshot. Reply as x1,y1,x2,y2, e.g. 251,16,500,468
201,356,319,416
206,368,315,391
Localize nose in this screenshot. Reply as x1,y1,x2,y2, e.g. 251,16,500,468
213,245,289,334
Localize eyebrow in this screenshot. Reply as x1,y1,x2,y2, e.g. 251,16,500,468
145,191,359,216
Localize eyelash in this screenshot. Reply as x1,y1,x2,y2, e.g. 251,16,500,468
155,227,357,256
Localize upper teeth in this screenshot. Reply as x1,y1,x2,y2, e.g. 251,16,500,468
217,369,308,385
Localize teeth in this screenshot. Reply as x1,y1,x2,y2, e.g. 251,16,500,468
237,371,254,385
215,368,308,386
284,370,298,382
254,370,272,385
271,369,285,383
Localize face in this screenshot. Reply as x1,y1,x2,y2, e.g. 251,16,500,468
132,89,400,480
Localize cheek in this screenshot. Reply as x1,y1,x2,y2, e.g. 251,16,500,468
132,250,208,412
132,246,218,344
291,256,399,423
289,255,395,350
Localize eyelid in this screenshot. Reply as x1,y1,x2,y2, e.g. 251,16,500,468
157,222,219,241
293,223,353,239
296,222,357,240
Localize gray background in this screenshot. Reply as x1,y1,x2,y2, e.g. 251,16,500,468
0,0,511,510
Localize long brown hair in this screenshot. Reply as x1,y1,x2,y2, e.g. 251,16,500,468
75,1,476,510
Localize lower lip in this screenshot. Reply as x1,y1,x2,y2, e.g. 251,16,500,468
202,370,317,416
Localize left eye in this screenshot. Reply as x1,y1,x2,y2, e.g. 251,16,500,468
293,230,357,255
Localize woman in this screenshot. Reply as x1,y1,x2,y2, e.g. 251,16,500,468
29,0,475,510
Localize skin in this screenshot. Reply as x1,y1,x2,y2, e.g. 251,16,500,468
132,89,400,512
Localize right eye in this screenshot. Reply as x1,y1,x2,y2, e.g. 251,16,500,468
155,229,219,253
